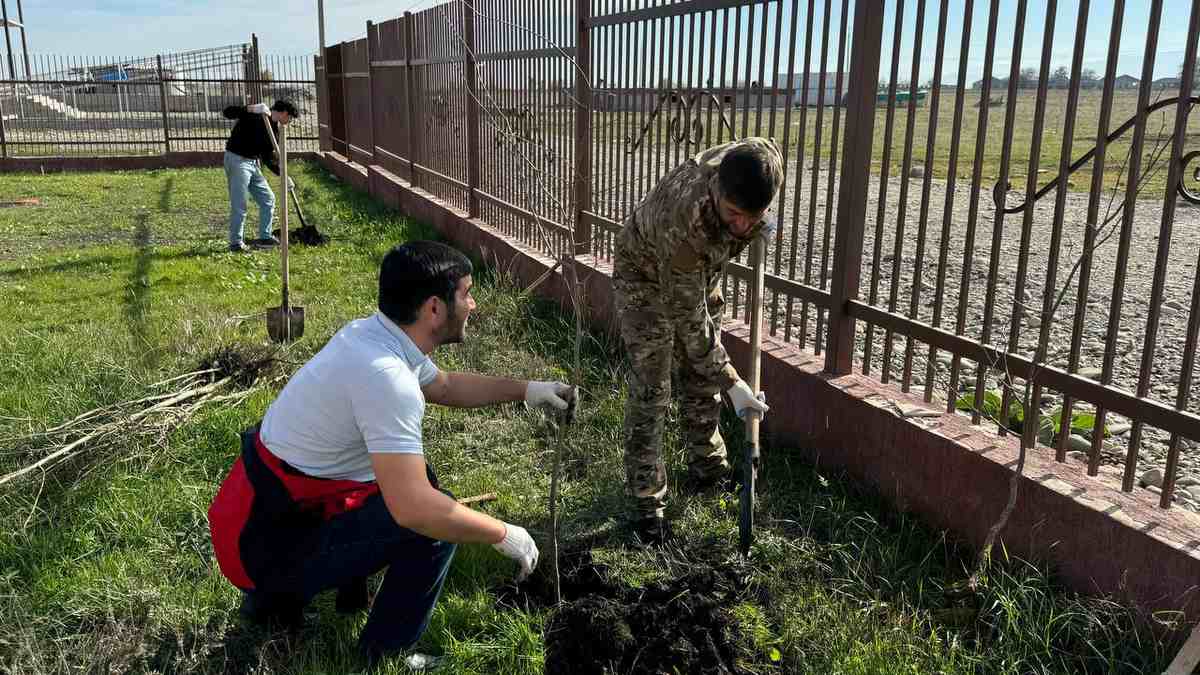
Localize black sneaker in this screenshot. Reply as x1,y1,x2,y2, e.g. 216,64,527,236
251,236,279,248
229,242,252,253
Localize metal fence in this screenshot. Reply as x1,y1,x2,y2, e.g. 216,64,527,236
320,0,1200,509
0,40,319,157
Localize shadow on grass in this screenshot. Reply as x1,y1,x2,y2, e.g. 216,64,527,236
122,179,172,370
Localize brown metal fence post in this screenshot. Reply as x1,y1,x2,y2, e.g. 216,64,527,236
404,12,420,186
824,0,885,375
365,21,376,166
463,0,481,218
251,33,262,103
572,0,593,256
0,93,7,159
156,55,171,154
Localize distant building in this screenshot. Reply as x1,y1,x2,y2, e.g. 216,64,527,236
1114,75,1140,89
1152,77,1182,89
776,72,846,106
972,76,1006,90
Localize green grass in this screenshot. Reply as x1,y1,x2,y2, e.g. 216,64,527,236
0,164,1180,673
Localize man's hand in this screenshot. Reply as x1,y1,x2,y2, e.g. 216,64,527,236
524,380,573,410
248,103,269,115
727,380,769,419
492,523,539,581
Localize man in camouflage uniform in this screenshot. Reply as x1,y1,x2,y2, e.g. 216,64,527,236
613,137,783,539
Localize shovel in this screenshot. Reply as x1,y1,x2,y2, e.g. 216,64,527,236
738,235,766,556
260,115,305,342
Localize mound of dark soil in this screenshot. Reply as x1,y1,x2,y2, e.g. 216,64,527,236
504,551,762,675
271,225,328,246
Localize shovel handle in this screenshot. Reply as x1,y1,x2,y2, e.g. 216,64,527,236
260,113,291,319
745,236,766,448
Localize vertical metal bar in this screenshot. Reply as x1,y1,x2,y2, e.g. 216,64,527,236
1157,0,1200,507
0,82,6,158
739,2,755,140
881,0,927,385
930,0,975,404
317,0,326,57
753,0,768,136
784,0,816,345
799,0,833,348
1030,0,1090,457
1106,0,1164,491
157,55,171,154
825,0,885,374
668,0,681,170
15,0,27,80
902,0,949,394
700,7,710,146
1074,3,1126,471
728,6,740,143
862,0,905,375
1001,0,1057,451
251,33,262,104
465,1,482,217
973,0,1028,433
948,0,997,413
0,0,14,80
814,0,851,353
604,16,615,223
770,0,800,336
405,12,419,185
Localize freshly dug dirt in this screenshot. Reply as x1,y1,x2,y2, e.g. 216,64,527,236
504,550,768,675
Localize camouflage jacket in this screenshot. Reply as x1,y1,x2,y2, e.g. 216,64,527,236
614,137,783,390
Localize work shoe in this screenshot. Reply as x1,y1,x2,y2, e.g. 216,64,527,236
251,236,279,248
335,577,370,614
228,242,253,253
631,515,672,547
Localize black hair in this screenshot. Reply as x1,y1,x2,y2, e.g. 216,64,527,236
271,99,300,117
378,241,473,325
717,146,779,212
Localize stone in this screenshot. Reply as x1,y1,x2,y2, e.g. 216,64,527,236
1067,434,1092,453
1141,467,1165,489
1038,424,1056,446
1147,485,1163,496
1189,487,1200,502
1166,300,1185,311
910,165,926,178
1177,475,1200,488
1067,450,1089,464
1108,423,1132,436
897,402,942,418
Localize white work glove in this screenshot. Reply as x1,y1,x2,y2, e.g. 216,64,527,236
727,379,769,419
247,102,269,115
492,523,539,581
287,177,296,190
524,380,572,410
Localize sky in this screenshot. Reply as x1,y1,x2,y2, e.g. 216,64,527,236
5,0,1197,83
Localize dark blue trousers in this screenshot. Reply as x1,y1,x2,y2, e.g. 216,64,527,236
246,475,457,656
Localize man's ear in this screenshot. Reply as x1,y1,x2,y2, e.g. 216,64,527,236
419,295,441,321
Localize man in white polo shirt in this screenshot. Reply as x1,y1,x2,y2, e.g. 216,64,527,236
208,240,573,661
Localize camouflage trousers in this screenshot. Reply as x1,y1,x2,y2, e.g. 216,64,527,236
613,269,730,520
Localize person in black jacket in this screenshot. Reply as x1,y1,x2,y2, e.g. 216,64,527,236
223,100,299,252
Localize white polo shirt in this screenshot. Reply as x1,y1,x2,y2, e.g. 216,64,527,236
259,311,439,482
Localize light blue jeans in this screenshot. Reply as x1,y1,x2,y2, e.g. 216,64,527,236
224,150,275,246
